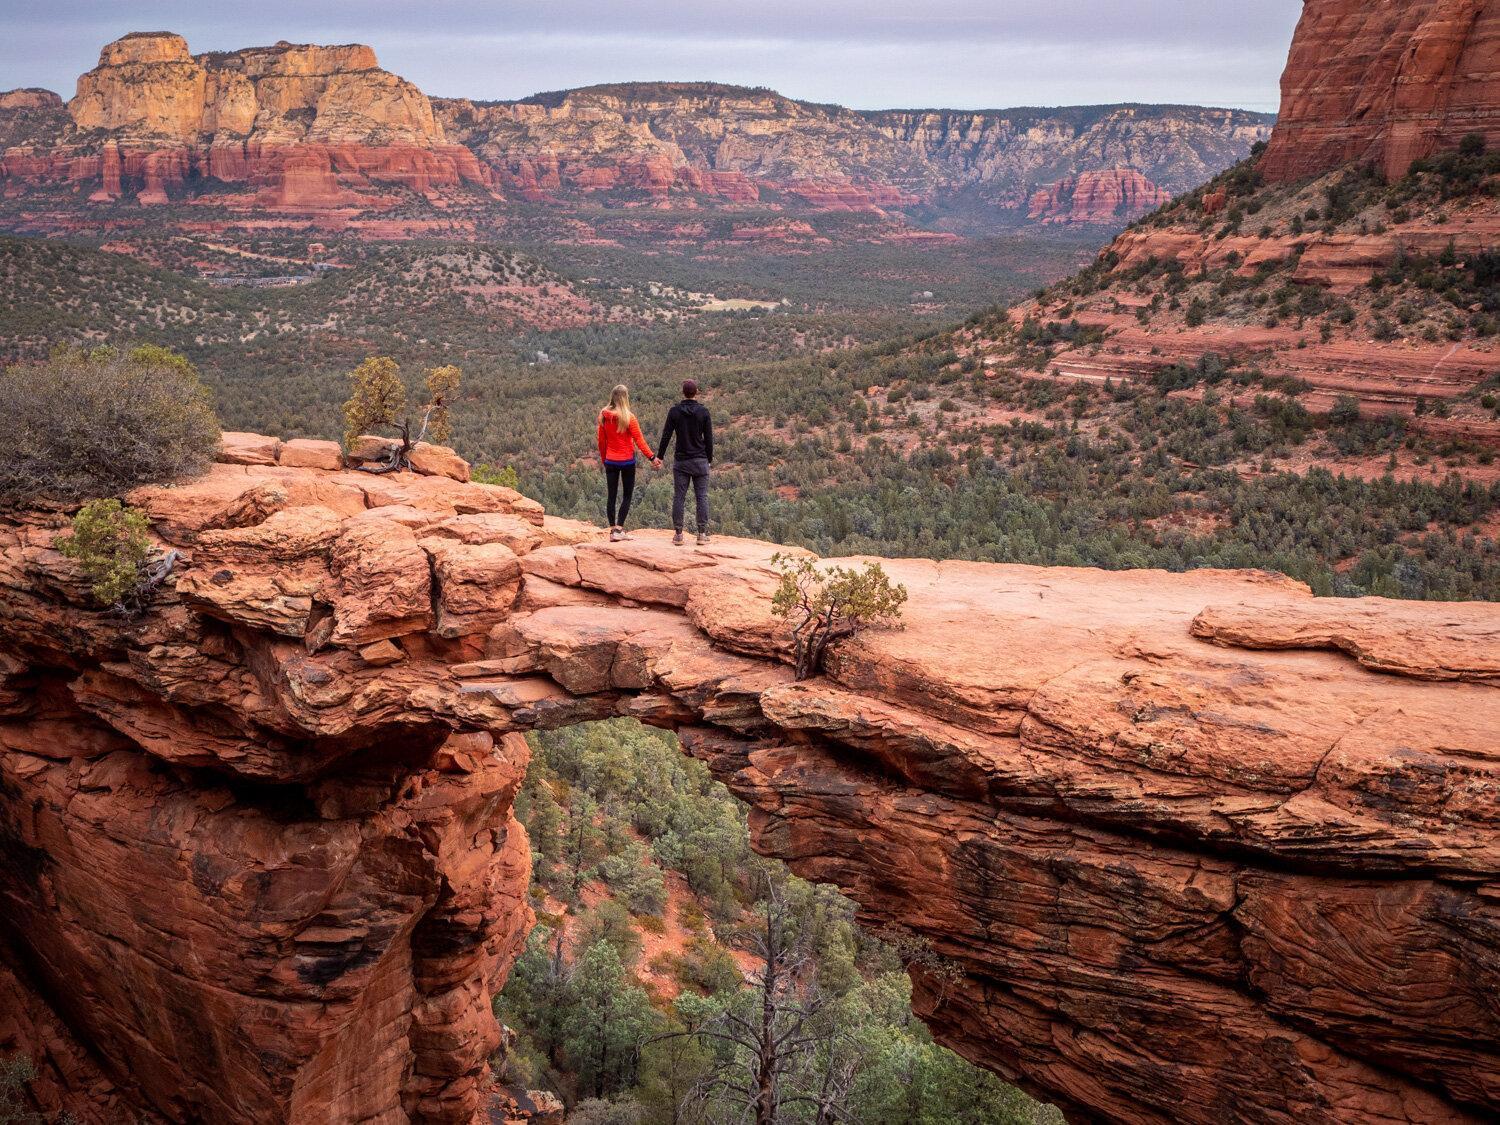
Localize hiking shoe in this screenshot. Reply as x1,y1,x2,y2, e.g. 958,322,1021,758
672,530,685,546
696,532,711,546
609,527,623,542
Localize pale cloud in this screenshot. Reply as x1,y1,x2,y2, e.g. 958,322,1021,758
0,0,1302,112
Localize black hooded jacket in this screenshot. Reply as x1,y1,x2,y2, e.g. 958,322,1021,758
658,399,714,463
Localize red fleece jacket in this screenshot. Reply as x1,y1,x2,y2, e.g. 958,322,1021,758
597,410,655,463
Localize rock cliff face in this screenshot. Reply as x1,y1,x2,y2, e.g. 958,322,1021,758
2,439,1496,1123
1027,168,1173,224
0,90,61,112
0,32,493,208
0,36,1271,225
69,33,440,145
1261,0,1500,182
437,90,1268,225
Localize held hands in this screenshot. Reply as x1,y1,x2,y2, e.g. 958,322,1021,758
651,457,664,470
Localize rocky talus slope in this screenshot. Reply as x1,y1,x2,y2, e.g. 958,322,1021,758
2,436,1496,1123
0,33,1270,227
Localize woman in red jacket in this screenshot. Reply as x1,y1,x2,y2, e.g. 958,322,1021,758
597,384,661,541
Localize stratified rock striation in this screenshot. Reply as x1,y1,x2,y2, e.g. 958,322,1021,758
1261,0,1500,182
974,0,1500,445
437,89,1267,225
2,439,1496,1123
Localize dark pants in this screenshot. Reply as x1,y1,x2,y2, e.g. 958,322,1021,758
605,461,636,527
672,457,710,532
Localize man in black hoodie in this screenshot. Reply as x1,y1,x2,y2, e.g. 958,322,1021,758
657,379,714,545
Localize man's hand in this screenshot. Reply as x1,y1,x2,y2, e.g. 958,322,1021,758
651,457,664,470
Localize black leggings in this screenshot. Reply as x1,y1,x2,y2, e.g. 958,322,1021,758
605,462,637,527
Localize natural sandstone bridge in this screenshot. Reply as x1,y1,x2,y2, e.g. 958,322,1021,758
1,435,1497,1124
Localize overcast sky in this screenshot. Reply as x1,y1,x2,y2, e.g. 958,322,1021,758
1,0,1303,113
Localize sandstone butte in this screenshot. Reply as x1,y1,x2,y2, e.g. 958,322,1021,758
1,31,498,210
0,435,1496,1124
0,32,1271,223
1260,0,1500,182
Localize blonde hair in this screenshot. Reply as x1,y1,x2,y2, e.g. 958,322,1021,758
605,384,633,433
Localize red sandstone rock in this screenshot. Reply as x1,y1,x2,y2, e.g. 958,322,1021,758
1017,185,1500,438
347,437,472,482
422,537,522,639
423,513,543,555
0,89,62,111
728,219,820,242
177,518,332,639
408,442,471,482
1191,596,1500,682
219,431,281,465
358,639,406,667
1,36,1270,228
0,34,499,210
277,438,344,471
1,446,1496,1123
1027,168,1172,224
984,0,1500,450
324,519,434,646
1261,0,1500,181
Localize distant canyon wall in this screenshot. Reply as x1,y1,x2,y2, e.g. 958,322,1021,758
0,33,1273,225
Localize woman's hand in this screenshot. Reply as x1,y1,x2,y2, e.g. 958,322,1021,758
651,457,664,470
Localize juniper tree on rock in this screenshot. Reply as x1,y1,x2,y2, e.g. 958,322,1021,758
770,554,907,680
57,499,177,614
341,356,462,470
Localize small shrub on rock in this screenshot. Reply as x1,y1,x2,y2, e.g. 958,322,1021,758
56,498,171,611
770,553,907,680
1,344,220,505
1329,395,1363,427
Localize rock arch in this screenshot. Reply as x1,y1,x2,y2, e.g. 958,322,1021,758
1,439,1496,1123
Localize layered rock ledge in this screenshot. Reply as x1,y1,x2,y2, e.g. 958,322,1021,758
1,438,1497,1123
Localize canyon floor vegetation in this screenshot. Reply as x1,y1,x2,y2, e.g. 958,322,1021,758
495,720,1062,1124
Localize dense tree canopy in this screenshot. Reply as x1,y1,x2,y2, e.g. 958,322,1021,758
496,721,1063,1123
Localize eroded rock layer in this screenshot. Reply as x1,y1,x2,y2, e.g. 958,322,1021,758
0,32,495,209
2,438,1496,1123
972,0,1500,443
